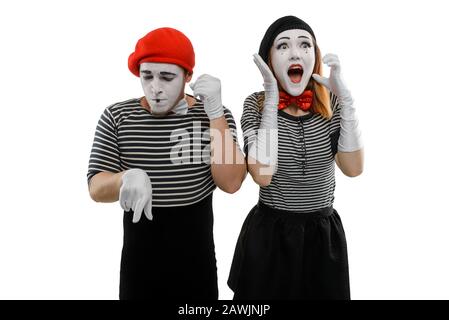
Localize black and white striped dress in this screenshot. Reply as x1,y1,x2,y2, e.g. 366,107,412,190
228,91,350,300
241,91,341,212
87,97,238,207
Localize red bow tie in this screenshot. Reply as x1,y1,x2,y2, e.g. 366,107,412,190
278,90,314,111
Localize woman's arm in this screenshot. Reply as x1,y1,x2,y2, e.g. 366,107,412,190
335,149,364,177
246,133,277,187
246,54,279,187
313,53,364,178
247,159,274,187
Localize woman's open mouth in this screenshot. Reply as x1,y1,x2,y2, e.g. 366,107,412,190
288,64,303,84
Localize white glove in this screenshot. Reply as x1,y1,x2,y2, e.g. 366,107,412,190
253,54,279,107
312,53,363,152
119,169,153,223
248,54,278,171
189,74,224,120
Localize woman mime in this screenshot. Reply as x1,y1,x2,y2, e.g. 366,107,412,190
228,16,364,300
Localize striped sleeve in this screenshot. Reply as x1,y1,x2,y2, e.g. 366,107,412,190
329,92,341,156
240,92,262,156
223,106,239,147
87,106,122,184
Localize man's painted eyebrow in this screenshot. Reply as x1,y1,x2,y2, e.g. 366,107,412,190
160,72,177,76
140,70,177,76
277,37,290,41
298,36,312,40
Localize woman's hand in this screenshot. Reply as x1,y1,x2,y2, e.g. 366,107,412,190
312,53,351,99
253,54,279,105
246,54,279,185
313,54,364,163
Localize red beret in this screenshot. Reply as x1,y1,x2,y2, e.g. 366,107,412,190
128,27,195,77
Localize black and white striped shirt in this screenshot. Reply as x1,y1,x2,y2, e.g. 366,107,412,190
87,97,238,207
242,92,341,212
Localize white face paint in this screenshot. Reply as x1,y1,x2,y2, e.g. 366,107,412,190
270,29,315,96
140,62,186,116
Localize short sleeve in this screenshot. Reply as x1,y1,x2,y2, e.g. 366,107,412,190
329,92,341,156
240,92,263,156
87,107,122,185
223,106,240,147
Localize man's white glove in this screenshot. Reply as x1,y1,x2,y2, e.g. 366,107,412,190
119,169,153,223
189,74,224,120
312,53,363,152
248,54,278,171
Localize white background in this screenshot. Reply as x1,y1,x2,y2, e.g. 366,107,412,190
1,0,448,300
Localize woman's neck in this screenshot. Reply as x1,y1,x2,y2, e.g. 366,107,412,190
281,105,310,117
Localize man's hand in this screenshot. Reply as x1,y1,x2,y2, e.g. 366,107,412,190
119,169,153,223
189,74,224,120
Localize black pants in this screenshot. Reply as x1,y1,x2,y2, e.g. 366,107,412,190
228,201,350,300
119,194,218,300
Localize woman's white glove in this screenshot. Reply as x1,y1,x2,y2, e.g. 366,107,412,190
189,74,224,120
119,169,153,223
312,53,363,152
249,54,278,170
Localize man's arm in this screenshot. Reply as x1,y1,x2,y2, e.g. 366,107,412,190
190,74,248,194
88,171,124,202
210,116,247,194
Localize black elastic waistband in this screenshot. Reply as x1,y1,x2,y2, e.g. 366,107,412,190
257,200,334,218
152,194,213,213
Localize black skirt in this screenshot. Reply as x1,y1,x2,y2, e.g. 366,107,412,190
119,194,218,300
228,200,350,300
